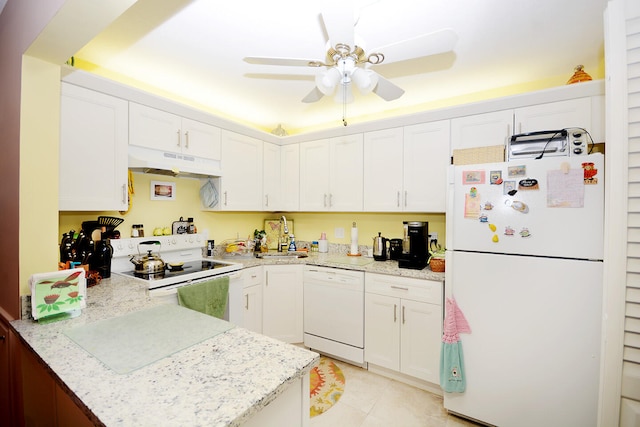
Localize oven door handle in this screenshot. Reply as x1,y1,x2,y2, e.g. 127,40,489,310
149,272,241,296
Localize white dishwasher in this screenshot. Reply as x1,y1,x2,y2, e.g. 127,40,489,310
303,265,365,365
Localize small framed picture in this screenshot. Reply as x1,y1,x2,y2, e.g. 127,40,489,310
503,180,516,194
462,170,486,185
508,165,526,177
150,181,176,201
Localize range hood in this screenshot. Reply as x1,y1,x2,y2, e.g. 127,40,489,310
128,145,222,178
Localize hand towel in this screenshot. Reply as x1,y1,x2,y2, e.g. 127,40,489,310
177,276,229,319
440,297,471,393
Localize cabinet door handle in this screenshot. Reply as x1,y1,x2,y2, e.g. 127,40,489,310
245,294,249,310
224,191,228,206
404,191,408,207
122,184,127,204
176,129,181,147
265,271,269,286
184,131,189,148
265,194,269,207
402,305,406,324
397,191,400,207
329,193,333,207
391,285,409,291
506,123,511,138
393,304,397,323
323,194,327,207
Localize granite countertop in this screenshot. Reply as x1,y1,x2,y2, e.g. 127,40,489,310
11,274,319,427
224,250,446,282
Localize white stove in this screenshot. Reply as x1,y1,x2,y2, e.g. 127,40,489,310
111,233,242,291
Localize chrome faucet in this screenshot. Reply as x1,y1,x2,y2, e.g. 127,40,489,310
278,215,289,252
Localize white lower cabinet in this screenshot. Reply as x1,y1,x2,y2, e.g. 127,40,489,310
262,265,303,343
364,273,443,384
242,267,263,334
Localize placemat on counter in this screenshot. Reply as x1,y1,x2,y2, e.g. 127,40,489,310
64,304,234,374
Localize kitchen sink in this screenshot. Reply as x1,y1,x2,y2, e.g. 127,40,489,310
255,251,308,259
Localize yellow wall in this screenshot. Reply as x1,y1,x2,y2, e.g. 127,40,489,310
59,172,445,252
20,56,61,296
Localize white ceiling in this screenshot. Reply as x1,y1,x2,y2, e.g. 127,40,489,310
75,0,608,135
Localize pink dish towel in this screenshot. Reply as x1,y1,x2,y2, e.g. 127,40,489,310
442,297,471,344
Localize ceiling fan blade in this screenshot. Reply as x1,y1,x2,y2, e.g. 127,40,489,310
302,86,325,103
321,1,355,48
243,57,321,67
372,28,458,65
373,74,405,101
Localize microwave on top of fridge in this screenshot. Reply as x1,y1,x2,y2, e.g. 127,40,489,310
507,128,591,161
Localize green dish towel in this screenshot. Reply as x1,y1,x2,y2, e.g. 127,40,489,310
177,276,229,319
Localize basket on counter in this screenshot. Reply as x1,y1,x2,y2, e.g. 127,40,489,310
429,258,445,272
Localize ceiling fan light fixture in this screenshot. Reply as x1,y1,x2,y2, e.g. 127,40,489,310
315,67,342,95
352,68,379,94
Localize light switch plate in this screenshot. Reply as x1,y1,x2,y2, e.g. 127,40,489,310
334,227,345,238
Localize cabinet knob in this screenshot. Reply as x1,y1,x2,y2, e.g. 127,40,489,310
0,335,5,341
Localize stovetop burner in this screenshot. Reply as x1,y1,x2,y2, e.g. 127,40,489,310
126,260,232,281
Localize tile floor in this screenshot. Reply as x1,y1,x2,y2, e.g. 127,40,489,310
309,358,482,427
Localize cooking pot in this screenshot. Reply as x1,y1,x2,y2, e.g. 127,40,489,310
372,232,389,261
129,241,166,276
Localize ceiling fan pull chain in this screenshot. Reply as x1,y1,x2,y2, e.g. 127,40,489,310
342,85,348,126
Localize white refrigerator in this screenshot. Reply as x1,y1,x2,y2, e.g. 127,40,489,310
444,153,604,427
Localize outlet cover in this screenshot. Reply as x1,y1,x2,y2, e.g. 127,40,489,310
430,232,438,241
334,227,345,238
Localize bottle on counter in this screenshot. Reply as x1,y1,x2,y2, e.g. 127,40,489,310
90,234,113,278
318,232,328,253
288,234,297,252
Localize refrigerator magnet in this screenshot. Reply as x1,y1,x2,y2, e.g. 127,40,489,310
582,162,598,184
508,165,526,177
483,201,494,210
492,234,499,243
463,170,485,185
519,227,531,238
490,171,503,185
503,181,516,195
518,178,539,190
504,226,515,235
479,213,488,223
510,200,529,213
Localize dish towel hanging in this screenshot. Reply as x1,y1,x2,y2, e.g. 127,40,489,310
177,276,229,319
440,297,471,393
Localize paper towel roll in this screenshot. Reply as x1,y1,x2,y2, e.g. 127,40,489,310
350,222,358,255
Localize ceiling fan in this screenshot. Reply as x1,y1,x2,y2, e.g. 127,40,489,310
243,4,458,105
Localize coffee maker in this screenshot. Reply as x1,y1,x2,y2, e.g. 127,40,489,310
398,221,428,270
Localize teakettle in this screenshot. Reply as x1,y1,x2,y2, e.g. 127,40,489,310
372,232,389,261
129,241,166,276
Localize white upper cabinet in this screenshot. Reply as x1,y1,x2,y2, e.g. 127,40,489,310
364,122,449,212
263,142,281,211
450,109,513,156
280,144,300,211
219,130,263,210
129,102,221,160
59,84,128,211
514,97,592,134
403,121,450,212
299,135,363,211
262,143,300,211
363,128,404,211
